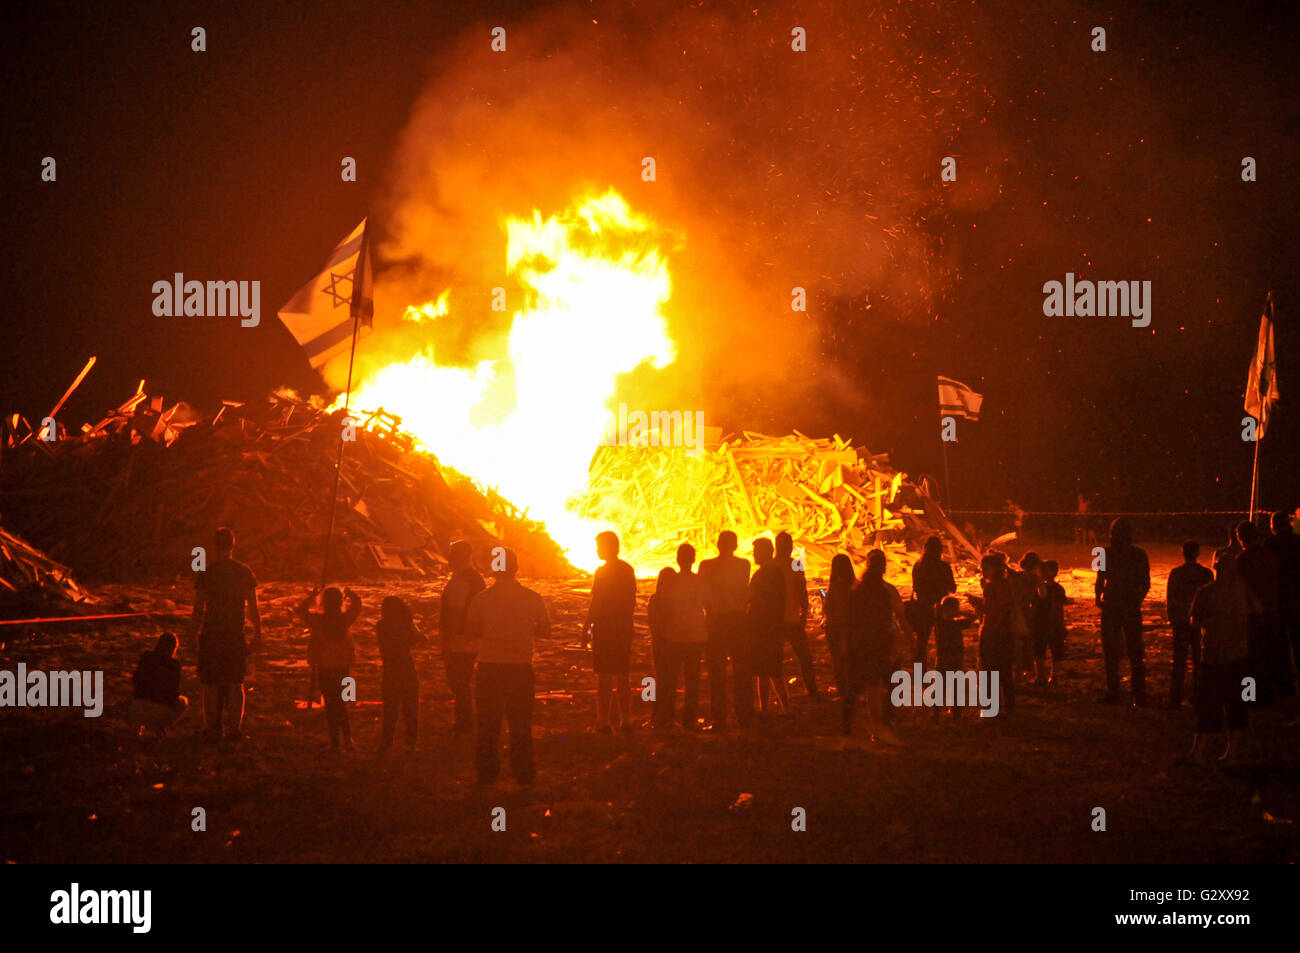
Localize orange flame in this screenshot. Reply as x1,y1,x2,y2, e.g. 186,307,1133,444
343,189,676,572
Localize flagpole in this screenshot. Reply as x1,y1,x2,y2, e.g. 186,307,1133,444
938,382,953,510
941,431,953,510
1249,429,1260,522
320,219,369,586
1245,290,1275,525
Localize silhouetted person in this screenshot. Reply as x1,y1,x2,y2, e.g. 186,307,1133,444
1095,517,1151,705
298,586,361,751
655,544,708,729
978,553,1017,714
844,549,911,742
466,548,548,786
584,531,637,732
377,595,426,751
1166,541,1213,708
775,531,821,701
191,526,261,744
130,632,188,738
1037,559,1068,685
1189,551,1260,764
823,553,856,697
1264,509,1300,697
1010,552,1044,683
439,540,485,735
1235,520,1282,705
647,566,676,679
1216,523,1243,566
699,531,752,730
1075,491,1094,546
936,596,976,716
935,596,974,669
911,536,956,665
748,537,789,714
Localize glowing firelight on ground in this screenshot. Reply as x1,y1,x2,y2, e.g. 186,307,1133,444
342,189,676,571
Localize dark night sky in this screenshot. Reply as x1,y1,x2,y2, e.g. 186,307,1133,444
3,0,1298,520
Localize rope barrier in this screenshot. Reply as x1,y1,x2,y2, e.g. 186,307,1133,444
0,612,145,627
946,510,1269,517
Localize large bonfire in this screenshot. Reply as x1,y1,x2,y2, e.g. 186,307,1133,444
331,189,928,576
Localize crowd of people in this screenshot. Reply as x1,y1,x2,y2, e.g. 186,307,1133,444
126,509,1300,784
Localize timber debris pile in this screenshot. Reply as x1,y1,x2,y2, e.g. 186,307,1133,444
0,380,572,582
0,521,97,619
574,431,974,573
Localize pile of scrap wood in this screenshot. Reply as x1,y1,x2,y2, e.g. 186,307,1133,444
573,431,973,572
0,521,98,619
0,383,572,581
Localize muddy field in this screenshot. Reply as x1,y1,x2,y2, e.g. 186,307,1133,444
2,541,1297,863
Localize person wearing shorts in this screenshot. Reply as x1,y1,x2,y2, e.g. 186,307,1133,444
191,527,260,743
584,531,637,732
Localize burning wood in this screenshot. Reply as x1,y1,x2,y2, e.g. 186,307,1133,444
0,520,96,619
0,382,572,582
573,431,952,573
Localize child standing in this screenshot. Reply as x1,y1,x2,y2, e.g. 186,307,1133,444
377,595,426,751
647,567,676,680
823,554,855,697
1038,560,1069,685
978,554,1017,715
1011,552,1044,682
298,586,361,751
935,597,975,716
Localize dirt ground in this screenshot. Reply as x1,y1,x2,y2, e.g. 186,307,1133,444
2,540,1298,863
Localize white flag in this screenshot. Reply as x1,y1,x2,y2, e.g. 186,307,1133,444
1244,294,1279,439
938,375,983,421
278,219,374,369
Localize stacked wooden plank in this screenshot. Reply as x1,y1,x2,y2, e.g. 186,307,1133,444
0,521,97,618
573,430,945,572
0,384,572,582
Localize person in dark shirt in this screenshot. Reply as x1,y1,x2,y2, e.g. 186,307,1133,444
823,553,856,697
1235,520,1283,705
584,531,637,733
748,537,789,714
298,586,361,751
1010,552,1044,683
935,596,976,716
656,543,710,730
439,541,485,734
934,597,972,672
130,632,188,738
190,526,261,743
911,536,957,665
845,549,912,741
377,595,427,751
775,531,821,702
979,553,1018,715
1166,540,1214,708
1189,552,1261,764
1264,509,1300,699
1037,559,1068,685
1095,518,1151,705
699,531,753,730
647,567,676,679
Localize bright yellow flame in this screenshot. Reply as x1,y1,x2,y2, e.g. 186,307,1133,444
344,189,675,572
402,289,450,323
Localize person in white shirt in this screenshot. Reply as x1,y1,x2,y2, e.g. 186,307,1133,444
465,548,549,785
